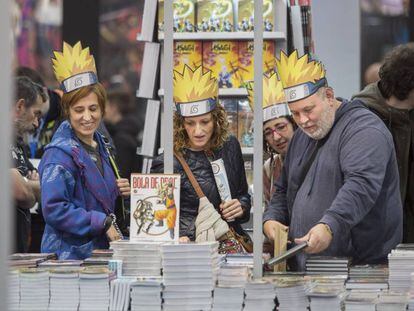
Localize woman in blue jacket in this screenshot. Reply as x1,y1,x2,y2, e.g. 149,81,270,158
39,42,130,259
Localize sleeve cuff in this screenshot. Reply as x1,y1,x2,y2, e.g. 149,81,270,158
90,211,108,236
319,213,342,238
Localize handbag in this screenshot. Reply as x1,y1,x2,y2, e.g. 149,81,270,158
175,151,251,253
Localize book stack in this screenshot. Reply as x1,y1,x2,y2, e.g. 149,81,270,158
376,292,408,311
161,242,220,311
130,278,163,311
110,240,163,277
408,273,414,311
344,291,379,311
19,268,50,311
212,286,244,311
217,263,249,287
83,249,114,266
273,276,309,311
79,267,111,311
388,248,414,292
346,265,389,291
306,276,346,311
305,256,350,276
225,252,254,267
110,278,135,311
48,268,81,311
9,253,56,268
244,280,276,311
38,259,83,270
8,270,20,311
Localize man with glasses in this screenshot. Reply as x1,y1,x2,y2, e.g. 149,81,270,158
263,51,402,271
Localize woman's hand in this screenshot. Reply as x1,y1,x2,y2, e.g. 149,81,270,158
179,236,190,243
116,178,130,197
220,199,244,221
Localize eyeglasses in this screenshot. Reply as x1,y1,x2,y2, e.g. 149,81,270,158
264,122,289,139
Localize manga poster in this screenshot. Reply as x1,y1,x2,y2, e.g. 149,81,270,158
130,174,180,241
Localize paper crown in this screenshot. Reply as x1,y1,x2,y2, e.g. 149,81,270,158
52,41,98,93
173,65,218,117
276,50,327,103
246,72,291,123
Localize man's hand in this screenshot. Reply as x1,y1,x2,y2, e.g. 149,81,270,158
220,199,244,221
116,178,130,197
27,170,39,181
295,223,333,254
263,220,288,241
11,168,36,209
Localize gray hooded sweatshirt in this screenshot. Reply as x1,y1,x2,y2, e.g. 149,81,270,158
263,99,402,271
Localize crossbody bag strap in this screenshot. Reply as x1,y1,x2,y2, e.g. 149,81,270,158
174,151,205,199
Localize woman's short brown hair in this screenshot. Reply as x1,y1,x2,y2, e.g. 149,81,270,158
61,82,107,118
174,104,229,153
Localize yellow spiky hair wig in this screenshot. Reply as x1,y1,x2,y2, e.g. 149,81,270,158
173,65,218,117
52,41,98,93
276,50,327,103
246,73,290,123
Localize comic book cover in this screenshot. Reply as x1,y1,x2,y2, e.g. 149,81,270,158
130,174,180,241
237,0,274,32
237,40,276,87
238,99,254,148
220,98,238,138
203,41,239,88
197,0,234,32
174,41,202,73
158,0,164,32
173,0,196,32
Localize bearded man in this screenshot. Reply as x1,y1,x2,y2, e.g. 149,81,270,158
263,51,402,271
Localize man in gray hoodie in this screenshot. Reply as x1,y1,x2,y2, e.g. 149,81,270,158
263,51,402,271
353,43,414,243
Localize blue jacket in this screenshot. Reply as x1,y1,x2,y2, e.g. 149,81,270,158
264,99,403,270
39,121,119,259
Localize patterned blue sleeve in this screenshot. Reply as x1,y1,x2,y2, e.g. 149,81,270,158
41,163,107,237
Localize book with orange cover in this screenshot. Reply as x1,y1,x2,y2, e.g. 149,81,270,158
174,41,202,73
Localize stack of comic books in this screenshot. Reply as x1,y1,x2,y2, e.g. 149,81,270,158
19,268,50,311
161,242,220,311
344,291,379,311
217,263,249,287
79,267,111,311
110,240,163,277
376,291,408,311
109,278,136,311
212,286,245,311
273,276,309,311
8,270,20,311
244,279,276,311
306,275,347,311
346,264,389,291
305,256,350,276
49,268,82,311
388,248,414,292
409,273,414,311
130,277,163,311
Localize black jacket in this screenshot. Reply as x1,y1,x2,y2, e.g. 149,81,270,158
352,82,414,242
151,136,251,240
105,116,142,180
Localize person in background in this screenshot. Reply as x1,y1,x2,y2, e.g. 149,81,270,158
104,89,142,179
11,76,44,253
263,51,402,271
353,43,414,242
39,42,130,259
151,65,251,250
246,73,296,206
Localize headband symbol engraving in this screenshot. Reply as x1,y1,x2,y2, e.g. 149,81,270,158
289,90,297,100
74,77,83,87
190,105,199,114
211,163,220,174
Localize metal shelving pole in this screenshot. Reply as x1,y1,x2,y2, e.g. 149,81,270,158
253,0,264,279
0,0,12,308
163,0,174,174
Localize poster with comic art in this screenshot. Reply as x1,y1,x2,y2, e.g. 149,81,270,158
130,174,180,242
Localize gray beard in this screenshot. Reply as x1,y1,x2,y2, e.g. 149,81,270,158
301,105,336,140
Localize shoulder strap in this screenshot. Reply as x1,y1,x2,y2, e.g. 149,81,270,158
174,151,205,199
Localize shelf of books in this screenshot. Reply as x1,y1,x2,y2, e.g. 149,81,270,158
158,31,286,41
